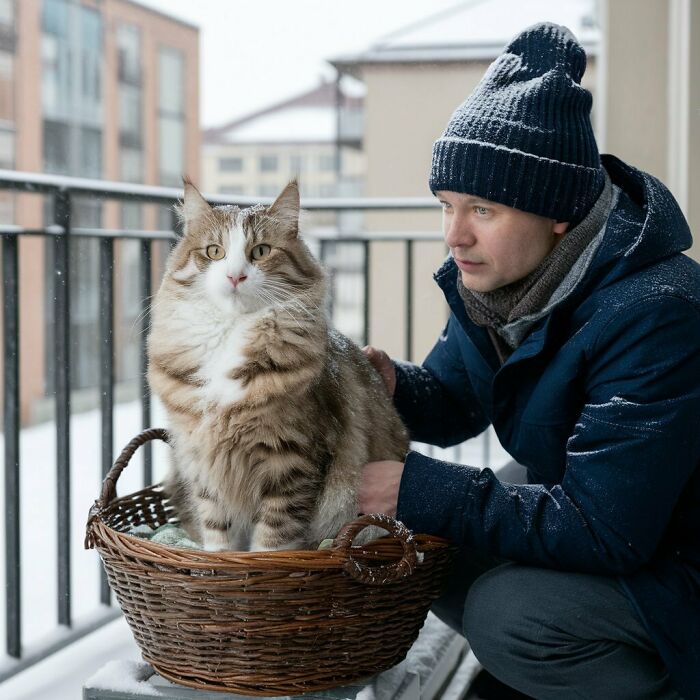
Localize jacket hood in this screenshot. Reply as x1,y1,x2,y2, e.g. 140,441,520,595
593,155,692,284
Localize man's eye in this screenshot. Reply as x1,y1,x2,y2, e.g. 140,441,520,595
251,244,271,260
206,244,225,260
475,206,489,215
440,202,452,211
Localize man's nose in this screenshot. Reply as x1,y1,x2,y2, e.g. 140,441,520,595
227,273,248,288
444,216,475,248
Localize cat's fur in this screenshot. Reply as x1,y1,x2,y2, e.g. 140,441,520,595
147,180,409,552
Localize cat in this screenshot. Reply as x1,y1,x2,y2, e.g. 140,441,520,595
147,179,409,552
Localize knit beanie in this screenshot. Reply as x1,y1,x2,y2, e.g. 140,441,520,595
429,22,605,224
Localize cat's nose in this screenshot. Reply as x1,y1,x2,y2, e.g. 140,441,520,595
227,274,248,289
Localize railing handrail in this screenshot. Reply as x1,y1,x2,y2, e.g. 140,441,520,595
0,169,441,211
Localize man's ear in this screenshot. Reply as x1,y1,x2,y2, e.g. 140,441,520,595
268,180,300,238
553,220,569,236
175,177,211,234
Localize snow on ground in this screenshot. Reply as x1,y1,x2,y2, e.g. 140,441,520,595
0,397,509,699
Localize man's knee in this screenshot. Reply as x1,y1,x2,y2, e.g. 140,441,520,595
463,564,539,670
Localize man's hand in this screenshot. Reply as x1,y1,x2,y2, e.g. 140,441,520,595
362,345,397,396
358,460,404,518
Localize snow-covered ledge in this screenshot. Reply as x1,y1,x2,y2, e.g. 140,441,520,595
83,613,481,700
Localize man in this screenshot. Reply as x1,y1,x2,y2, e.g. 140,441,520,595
360,22,700,700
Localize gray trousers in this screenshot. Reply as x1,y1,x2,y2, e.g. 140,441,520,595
430,463,682,699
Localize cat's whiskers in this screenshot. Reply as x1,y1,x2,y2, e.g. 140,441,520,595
255,287,310,332
128,295,168,340
257,279,318,311
260,280,323,315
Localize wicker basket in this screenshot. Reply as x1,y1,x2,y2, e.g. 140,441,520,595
85,429,456,696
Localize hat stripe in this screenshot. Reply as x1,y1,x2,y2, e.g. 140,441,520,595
434,137,601,172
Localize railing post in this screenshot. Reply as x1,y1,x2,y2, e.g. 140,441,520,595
53,189,72,628
363,240,370,346
3,233,21,658
405,239,414,362
99,237,114,605
140,239,152,486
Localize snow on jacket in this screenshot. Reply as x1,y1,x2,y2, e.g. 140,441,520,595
394,154,700,699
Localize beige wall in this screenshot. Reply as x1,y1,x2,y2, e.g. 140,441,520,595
602,0,699,261
602,1,670,180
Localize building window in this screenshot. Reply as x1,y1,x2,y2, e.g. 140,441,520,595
158,47,185,186
79,6,102,124
259,155,278,173
0,51,12,122
41,32,70,120
116,23,140,85
319,153,336,172
41,0,103,174
0,0,14,26
43,119,70,174
219,156,243,172
290,154,305,174
119,83,141,141
42,0,68,38
80,126,102,179
218,185,244,195
258,184,280,198
120,147,143,183
0,124,14,168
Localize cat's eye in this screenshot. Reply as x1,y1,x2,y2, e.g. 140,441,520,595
251,244,271,260
206,244,225,260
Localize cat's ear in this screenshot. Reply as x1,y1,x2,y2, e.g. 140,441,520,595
175,177,211,234
268,180,300,238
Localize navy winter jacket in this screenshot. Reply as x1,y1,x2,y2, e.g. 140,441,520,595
394,155,700,699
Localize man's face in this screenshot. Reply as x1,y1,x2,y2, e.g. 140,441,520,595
437,191,569,292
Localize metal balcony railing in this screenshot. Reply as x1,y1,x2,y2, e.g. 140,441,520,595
0,169,493,684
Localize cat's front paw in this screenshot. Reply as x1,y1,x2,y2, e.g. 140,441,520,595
249,523,306,552
201,529,230,552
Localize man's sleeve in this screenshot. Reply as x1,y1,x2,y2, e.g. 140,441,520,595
397,295,700,575
392,314,489,448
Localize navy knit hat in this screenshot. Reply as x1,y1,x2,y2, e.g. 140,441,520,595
429,22,605,224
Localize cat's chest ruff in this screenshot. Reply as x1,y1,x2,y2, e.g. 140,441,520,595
194,313,261,406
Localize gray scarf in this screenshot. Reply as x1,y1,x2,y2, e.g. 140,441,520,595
458,170,615,362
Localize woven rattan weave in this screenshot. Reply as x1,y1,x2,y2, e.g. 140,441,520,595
85,428,456,696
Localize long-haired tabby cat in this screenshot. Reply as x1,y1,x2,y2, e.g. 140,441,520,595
147,180,408,552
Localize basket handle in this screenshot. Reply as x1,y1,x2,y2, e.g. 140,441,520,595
99,428,170,505
86,428,169,549
333,513,418,585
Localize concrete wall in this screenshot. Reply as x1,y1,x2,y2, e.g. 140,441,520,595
601,0,699,261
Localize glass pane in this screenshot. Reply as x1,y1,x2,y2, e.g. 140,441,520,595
219,157,243,172
116,23,140,84
120,147,143,183
158,47,184,115
0,0,14,26
259,155,278,172
43,119,70,174
79,126,101,178
119,83,141,137
42,0,68,38
0,126,14,168
159,115,183,185
0,51,13,121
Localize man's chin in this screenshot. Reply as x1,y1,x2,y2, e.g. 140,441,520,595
460,270,498,293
